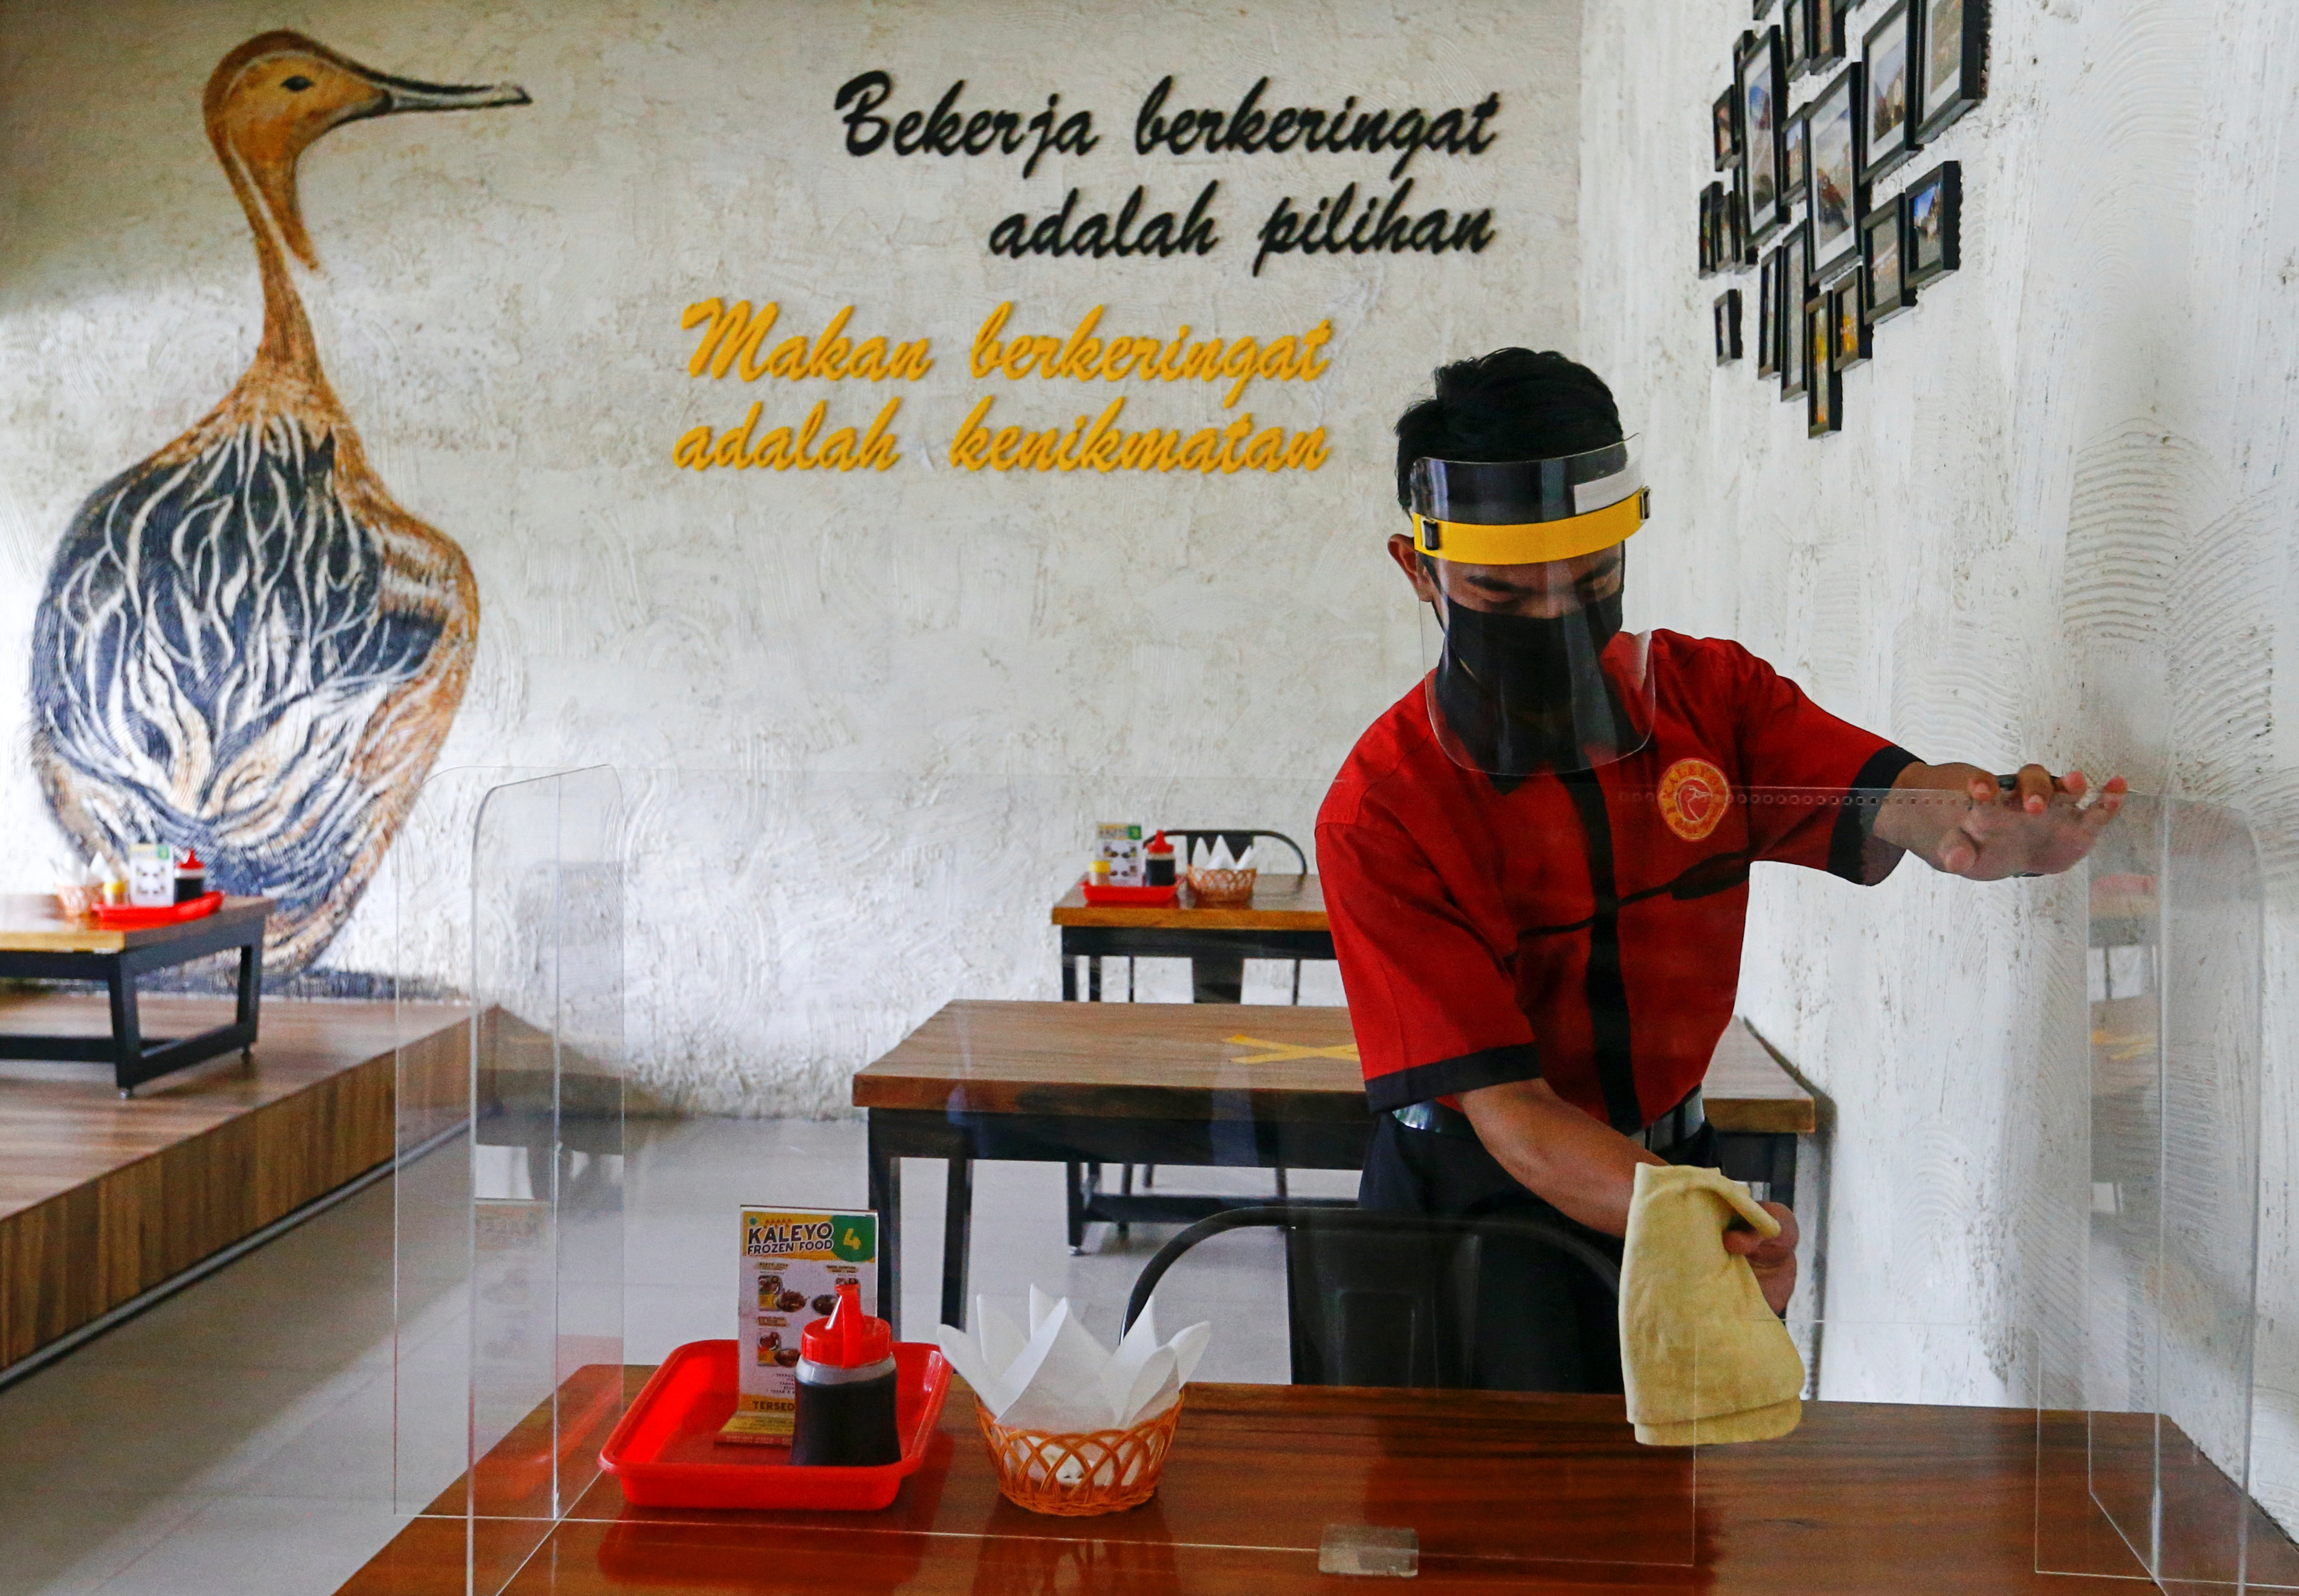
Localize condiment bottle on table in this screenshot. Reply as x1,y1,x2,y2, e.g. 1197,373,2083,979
789,1280,901,1467
1143,830,1176,887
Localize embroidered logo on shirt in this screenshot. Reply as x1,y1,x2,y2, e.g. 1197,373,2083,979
1658,758,1731,841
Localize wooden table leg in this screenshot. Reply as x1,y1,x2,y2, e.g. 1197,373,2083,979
940,1155,973,1332
867,1114,901,1334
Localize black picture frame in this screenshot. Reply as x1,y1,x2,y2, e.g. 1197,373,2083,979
1729,168,1751,267
1757,247,1783,376
1716,289,1745,364
1861,193,1917,324
1806,63,1866,285
1806,294,1843,435
1737,26,1788,240
1715,86,1743,171
1831,272,1871,369
1915,0,1988,143
1814,0,1852,70
1781,221,1811,400
1754,0,1776,17
1784,0,1811,81
1698,183,1719,277
1861,0,1922,185
1783,109,1810,207
1905,159,1962,287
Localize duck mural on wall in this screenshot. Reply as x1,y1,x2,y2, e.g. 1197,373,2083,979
31,33,528,974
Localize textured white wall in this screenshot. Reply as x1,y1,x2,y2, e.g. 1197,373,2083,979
1581,0,2299,1527
0,0,1578,1103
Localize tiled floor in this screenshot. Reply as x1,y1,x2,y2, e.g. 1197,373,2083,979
0,1116,1351,1596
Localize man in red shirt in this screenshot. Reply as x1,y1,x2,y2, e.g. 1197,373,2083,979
1320,349,2122,1391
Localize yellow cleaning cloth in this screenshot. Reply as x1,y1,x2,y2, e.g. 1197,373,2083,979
1619,1163,1804,1447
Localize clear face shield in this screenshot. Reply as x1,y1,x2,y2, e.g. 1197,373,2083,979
1408,438,1658,778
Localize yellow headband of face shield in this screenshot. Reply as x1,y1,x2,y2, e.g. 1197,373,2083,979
1411,487,1651,565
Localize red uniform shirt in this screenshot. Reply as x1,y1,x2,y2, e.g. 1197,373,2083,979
1318,631,1915,1127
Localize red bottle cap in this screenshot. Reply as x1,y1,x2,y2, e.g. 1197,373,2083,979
799,1280,892,1368
179,849,203,869
1146,830,1172,856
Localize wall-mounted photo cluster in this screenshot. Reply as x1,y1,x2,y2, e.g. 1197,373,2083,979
1701,0,1984,436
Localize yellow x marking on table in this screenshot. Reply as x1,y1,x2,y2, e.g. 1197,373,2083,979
1225,1033,1360,1064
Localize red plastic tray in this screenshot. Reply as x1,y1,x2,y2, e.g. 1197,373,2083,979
599,1339,950,1511
1081,883,1179,906
92,891,224,929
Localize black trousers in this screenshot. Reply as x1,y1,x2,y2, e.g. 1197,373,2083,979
1357,1111,1719,1394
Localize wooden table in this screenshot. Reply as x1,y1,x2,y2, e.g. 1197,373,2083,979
0,894,271,1095
337,1374,2299,1594
852,1001,1814,1335
1053,873,1332,1004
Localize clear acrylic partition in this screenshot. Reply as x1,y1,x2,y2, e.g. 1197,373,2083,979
2035,792,2279,1590
383,773,2280,1590
390,766,627,1594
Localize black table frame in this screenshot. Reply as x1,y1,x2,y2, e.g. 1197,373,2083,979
0,912,266,1095
865,1105,1371,1336
1058,924,1334,1005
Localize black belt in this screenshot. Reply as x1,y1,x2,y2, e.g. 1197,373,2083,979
1392,1086,1706,1153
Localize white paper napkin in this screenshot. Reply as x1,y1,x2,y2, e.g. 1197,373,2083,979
938,1289,1213,1430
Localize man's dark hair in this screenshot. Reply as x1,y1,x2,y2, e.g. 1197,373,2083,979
1393,349,1624,509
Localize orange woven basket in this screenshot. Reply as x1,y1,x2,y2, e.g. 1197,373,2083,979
973,1392,1184,1516
1186,866,1256,908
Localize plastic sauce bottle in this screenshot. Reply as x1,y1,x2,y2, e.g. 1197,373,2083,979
174,848,208,903
789,1281,901,1467
1143,830,1176,887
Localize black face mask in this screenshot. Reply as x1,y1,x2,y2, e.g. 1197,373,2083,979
1432,589,1630,780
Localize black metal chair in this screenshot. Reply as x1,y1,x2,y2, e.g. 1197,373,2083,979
1122,1204,1622,1390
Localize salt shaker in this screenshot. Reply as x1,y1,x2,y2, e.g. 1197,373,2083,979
790,1281,901,1467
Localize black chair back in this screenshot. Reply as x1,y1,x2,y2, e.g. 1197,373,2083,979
1123,1204,1621,1390
1155,828,1309,875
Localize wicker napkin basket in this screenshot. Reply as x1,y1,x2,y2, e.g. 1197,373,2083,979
973,1392,1184,1516
1185,866,1256,907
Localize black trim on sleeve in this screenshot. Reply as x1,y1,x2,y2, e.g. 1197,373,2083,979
1828,744,1922,882
1365,1043,1541,1115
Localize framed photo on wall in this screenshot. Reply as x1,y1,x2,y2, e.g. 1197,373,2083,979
1906,160,1962,286
1754,0,1775,16
1729,170,1751,267
1916,0,1988,142
1814,0,1851,71
1715,289,1745,364
1784,0,1811,81
1714,86,1742,171
1831,272,1871,369
1806,296,1843,435
1781,222,1811,400
1806,63,1866,283
1757,247,1783,376
1861,0,1922,184
1861,193,1917,323
1783,109,1810,207
1736,26,1787,239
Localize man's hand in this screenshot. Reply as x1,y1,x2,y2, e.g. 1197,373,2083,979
1724,1201,1799,1315
1876,762,2127,880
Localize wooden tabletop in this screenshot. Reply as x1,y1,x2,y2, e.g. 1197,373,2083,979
0,893,271,954
853,1000,1813,1135
338,1375,2297,1594
1052,873,1327,931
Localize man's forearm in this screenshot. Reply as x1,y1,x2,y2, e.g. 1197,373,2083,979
1457,1076,1662,1237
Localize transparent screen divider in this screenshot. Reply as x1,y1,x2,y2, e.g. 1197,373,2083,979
381,773,2284,1590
